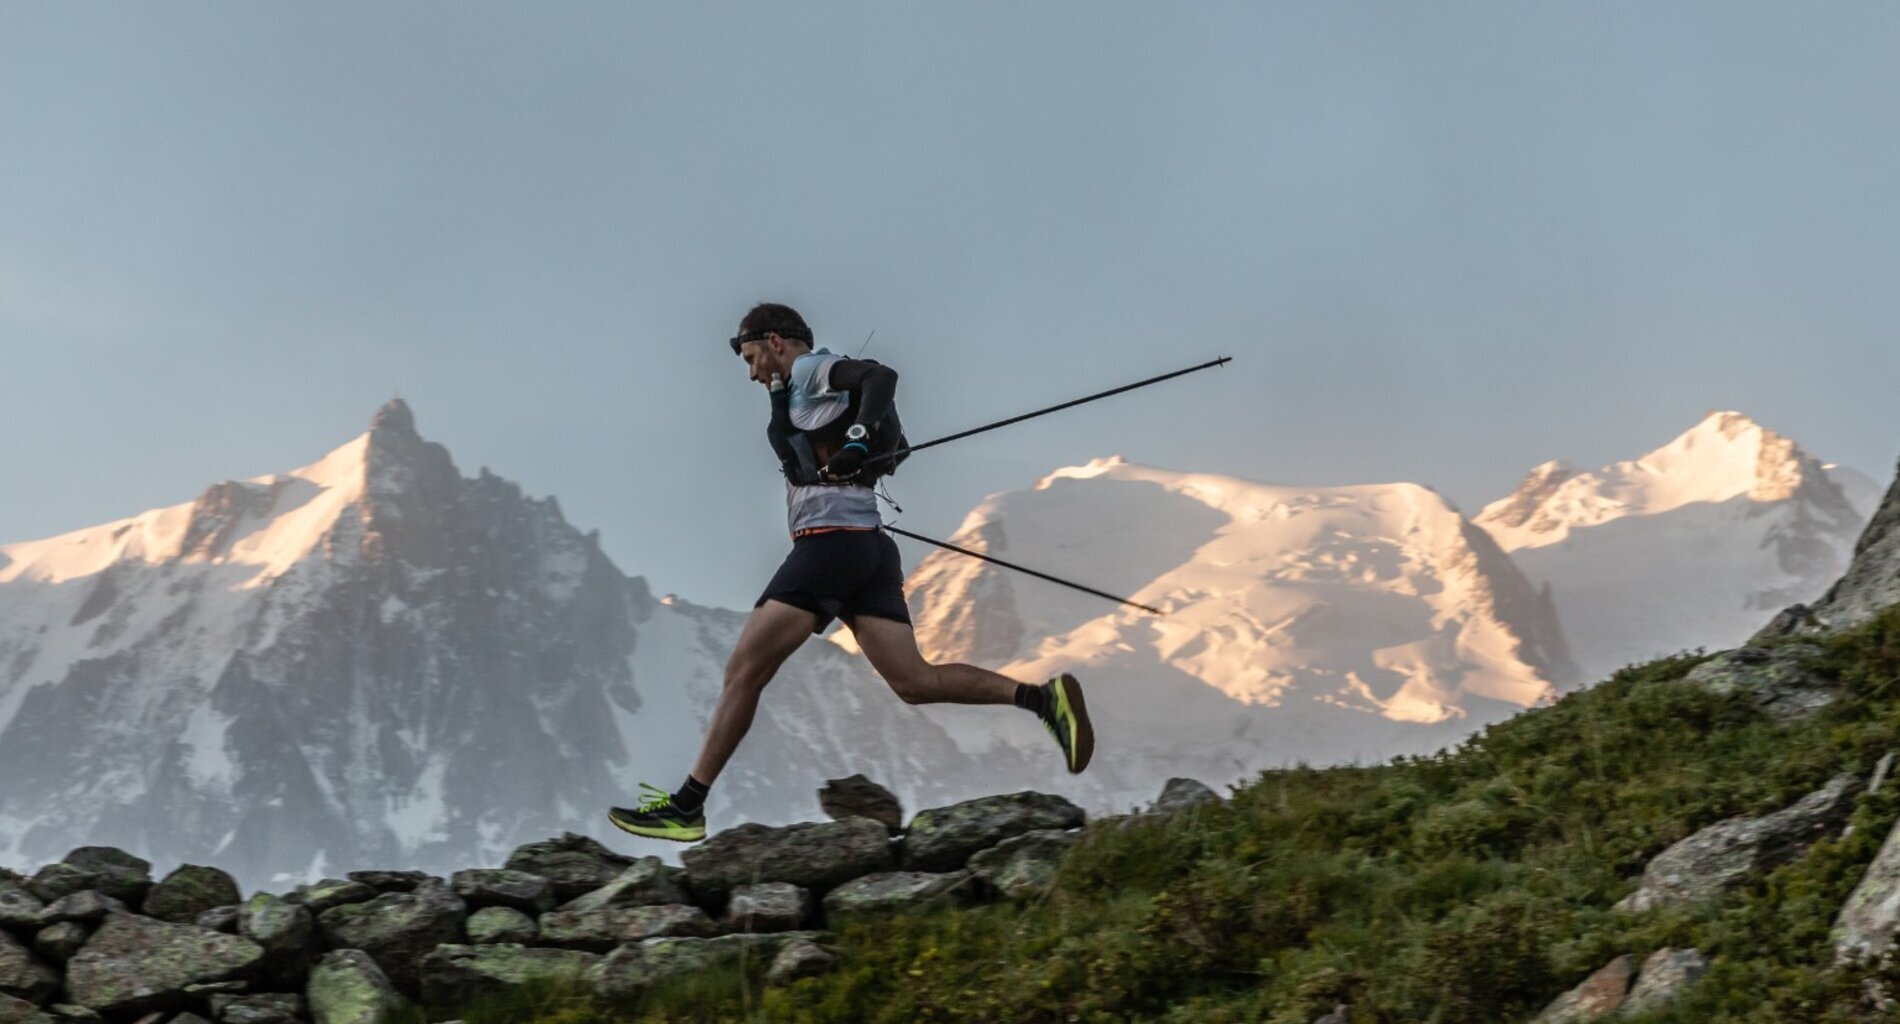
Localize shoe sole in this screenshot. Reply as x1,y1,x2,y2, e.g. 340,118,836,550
1056,672,1094,774
606,812,706,843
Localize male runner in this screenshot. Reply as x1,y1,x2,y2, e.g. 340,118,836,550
607,302,1092,842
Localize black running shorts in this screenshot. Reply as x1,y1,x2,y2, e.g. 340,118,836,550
755,528,913,634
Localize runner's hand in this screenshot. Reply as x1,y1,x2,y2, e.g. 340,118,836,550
824,443,868,481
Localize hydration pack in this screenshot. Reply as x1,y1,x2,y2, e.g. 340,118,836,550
766,359,908,486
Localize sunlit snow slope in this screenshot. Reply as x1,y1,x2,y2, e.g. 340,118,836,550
893,457,1576,789
1474,411,1868,682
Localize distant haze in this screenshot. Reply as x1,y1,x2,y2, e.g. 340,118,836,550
3,3,1897,609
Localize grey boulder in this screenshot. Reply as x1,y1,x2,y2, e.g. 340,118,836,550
557,858,689,913
1619,948,1709,1017
417,944,599,1008
1680,644,1835,721
726,883,812,933
903,792,1087,872
681,818,894,898
503,834,631,901
63,913,265,1014
536,904,716,953
316,883,466,994
818,774,904,834
821,871,978,923
967,829,1079,899
450,870,554,915
305,949,411,1024
1531,954,1633,1023
1618,774,1861,912
767,938,837,985
585,933,824,1001
1150,778,1222,814
0,930,60,1004
144,867,242,925
466,907,537,945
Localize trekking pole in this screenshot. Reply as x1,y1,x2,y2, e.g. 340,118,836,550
881,523,1166,616
865,356,1231,469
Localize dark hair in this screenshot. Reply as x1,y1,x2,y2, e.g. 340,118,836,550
739,303,813,343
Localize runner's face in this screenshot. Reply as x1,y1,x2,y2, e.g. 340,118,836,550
738,338,781,386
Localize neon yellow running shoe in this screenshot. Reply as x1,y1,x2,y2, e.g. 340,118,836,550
607,782,707,843
1038,673,1094,774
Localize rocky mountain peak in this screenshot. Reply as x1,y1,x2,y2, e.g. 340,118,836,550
370,397,418,438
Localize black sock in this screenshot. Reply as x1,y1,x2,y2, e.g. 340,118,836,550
672,774,710,814
1013,682,1049,717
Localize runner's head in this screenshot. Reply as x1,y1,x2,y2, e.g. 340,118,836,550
731,303,814,385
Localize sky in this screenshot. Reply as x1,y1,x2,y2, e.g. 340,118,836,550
3,2,1898,610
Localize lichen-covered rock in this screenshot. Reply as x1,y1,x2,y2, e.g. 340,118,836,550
557,859,688,913
1150,778,1222,814
240,893,315,987
289,880,377,914
681,818,893,899
450,870,554,915
305,949,411,1024
1618,774,1861,912
0,993,56,1024
42,1005,99,1024
903,792,1087,872
1619,948,1709,1017
209,993,301,1024
316,884,466,995
63,912,264,1014
536,904,716,952
1531,954,1632,1023
144,867,242,925
766,938,836,985
818,775,903,834
0,930,61,1004
23,865,96,906
1680,644,1835,721
57,851,150,909
821,871,978,923
466,907,536,945
30,922,88,966
726,883,811,933
346,872,435,895
36,892,125,927
196,907,240,934
1312,1005,1350,1024
1836,806,1900,963
503,834,631,901
417,945,599,1008
967,829,1079,899
583,933,823,1000
0,885,43,931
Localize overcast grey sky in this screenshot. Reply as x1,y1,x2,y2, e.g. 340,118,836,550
4,2,1898,609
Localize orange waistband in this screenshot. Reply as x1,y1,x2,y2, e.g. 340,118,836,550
792,525,880,540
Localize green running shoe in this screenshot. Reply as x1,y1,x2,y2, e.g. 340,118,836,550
607,782,707,843
1039,673,1094,774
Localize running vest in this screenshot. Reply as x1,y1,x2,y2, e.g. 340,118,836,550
766,350,908,535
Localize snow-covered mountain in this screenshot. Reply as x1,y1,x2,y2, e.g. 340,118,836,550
882,457,1577,792
0,401,1040,888
1474,411,1868,682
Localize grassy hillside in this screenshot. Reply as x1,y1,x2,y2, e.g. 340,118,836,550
445,606,1900,1023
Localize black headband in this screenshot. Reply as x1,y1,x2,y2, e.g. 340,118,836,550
728,327,813,355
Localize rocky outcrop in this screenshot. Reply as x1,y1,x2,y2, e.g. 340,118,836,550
1617,774,1861,912
1678,643,1837,722
1531,954,1632,1023
1759,454,1900,639
0,781,1089,1018
1531,947,1709,1022
1834,805,1900,963
1619,948,1709,1017
1150,778,1223,814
